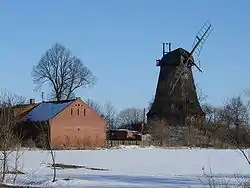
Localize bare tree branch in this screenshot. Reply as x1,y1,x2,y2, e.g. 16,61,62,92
86,99,103,116
86,99,118,129
148,96,154,111
102,101,118,129
33,121,56,182
196,84,208,105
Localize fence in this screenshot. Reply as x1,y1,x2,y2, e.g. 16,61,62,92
106,140,144,147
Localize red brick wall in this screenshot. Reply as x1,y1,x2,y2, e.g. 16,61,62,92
49,98,107,149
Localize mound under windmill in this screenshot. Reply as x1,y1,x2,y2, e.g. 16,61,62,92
147,21,213,131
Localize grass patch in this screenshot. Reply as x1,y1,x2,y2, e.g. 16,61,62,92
48,163,109,171
63,177,72,181
85,167,109,171
51,163,85,169
7,170,25,175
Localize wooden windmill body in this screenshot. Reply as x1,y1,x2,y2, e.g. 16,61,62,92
147,22,213,130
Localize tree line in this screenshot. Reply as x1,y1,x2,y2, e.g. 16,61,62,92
86,98,145,130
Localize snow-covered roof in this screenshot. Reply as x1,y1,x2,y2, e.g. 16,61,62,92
24,100,74,122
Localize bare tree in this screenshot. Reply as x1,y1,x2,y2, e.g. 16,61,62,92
148,96,154,111
35,121,56,182
0,108,15,182
32,43,96,101
196,84,208,105
0,91,24,182
202,103,223,125
12,141,23,184
102,102,118,129
86,99,103,116
220,96,249,143
216,95,250,167
118,108,144,129
86,99,118,129
0,90,27,107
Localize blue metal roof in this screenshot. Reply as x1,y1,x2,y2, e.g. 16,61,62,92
24,100,74,122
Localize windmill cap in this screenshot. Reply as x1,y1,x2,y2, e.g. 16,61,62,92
157,48,194,67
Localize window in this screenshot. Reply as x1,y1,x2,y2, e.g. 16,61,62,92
71,108,73,115
84,108,86,116
77,108,80,115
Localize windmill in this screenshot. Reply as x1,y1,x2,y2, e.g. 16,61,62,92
147,21,213,129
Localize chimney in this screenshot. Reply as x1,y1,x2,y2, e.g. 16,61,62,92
30,98,35,104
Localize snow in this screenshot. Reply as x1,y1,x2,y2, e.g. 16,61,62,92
24,101,73,121
4,147,250,187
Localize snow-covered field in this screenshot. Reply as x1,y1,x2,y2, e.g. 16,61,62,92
4,146,250,187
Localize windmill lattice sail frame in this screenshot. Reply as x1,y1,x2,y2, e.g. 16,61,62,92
169,21,213,96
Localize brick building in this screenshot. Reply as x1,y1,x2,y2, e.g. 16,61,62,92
15,97,107,149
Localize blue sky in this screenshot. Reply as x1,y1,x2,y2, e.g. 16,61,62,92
0,0,249,111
